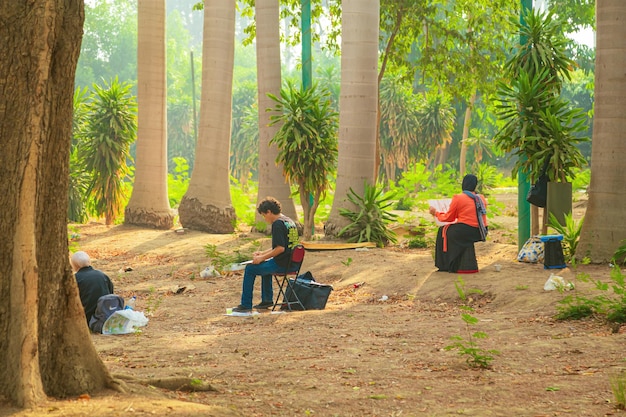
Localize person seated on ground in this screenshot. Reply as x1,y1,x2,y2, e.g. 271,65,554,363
428,174,488,273
232,197,300,313
70,250,114,323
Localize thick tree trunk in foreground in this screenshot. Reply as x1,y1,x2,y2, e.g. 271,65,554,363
0,1,117,408
325,0,380,236
125,0,175,229
577,1,626,262
178,0,236,233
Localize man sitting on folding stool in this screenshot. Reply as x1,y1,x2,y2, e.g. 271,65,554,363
232,197,300,313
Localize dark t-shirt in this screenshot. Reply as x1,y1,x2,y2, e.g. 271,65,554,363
272,215,299,267
75,266,114,323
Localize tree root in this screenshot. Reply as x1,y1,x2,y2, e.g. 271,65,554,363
113,374,218,392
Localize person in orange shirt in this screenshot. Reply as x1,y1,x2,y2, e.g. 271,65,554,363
428,174,488,272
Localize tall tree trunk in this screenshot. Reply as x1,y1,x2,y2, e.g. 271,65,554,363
325,0,380,236
178,0,236,233
459,92,476,177
0,1,118,407
577,0,626,262
255,0,298,224
125,0,174,229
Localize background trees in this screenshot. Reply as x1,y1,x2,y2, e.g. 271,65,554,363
66,1,599,249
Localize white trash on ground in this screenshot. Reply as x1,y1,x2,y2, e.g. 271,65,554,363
102,309,149,335
543,273,574,291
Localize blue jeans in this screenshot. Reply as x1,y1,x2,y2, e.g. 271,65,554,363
240,258,296,308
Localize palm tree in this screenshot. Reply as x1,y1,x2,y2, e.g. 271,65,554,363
418,93,456,169
577,1,626,262
68,87,91,223
268,82,339,240
178,0,236,233
378,74,420,183
325,0,380,236
255,0,299,223
125,0,174,229
79,77,136,225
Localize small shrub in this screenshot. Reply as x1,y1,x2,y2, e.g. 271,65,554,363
205,243,258,273
338,183,398,247
444,277,499,369
407,236,428,249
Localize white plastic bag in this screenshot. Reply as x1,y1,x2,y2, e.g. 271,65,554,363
102,309,149,335
543,273,574,291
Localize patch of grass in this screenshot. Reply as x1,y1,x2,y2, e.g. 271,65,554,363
610,368,626,410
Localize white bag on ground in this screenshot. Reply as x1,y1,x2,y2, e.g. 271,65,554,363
102,309,149,335
543,273,573,291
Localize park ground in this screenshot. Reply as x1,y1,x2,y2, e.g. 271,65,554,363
2,191,626,417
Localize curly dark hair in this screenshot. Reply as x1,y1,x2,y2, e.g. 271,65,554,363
257,197,282,215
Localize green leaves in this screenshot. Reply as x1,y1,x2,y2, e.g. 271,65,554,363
338,183,398,247
267,81,338,239
77,77,137,225
495,8,590,182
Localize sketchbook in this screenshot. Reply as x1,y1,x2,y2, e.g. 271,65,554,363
428,199,455,226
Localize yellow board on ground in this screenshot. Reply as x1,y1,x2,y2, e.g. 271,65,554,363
301,241,377,250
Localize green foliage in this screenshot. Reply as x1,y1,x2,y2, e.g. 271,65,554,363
78,77,137,225
613,240,626,266
571,168,591,193
69,87,92,223
495,9,590,183
494,69,589,182
445,278,499,369
268,81,338,239
556,268,626,324
230,81,258,184
167,157,190,208
230,176,257,227
406,236,428,249
505,9,576,85
205,242,260,273
338,183,399,247
548,212,584,261
378,73,422,176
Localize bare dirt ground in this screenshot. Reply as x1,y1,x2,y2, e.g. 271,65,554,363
3,192,626,417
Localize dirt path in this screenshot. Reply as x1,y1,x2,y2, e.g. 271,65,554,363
2,194,625,417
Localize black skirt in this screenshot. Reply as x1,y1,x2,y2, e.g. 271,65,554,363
435,223,482,272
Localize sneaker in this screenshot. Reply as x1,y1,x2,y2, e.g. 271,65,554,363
232,305,252,313
253,301,274,309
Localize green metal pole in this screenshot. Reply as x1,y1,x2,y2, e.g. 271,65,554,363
302,0,314,235
302,0,312,90
517,0,532,251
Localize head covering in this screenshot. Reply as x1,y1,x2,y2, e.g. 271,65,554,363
462,174,478,192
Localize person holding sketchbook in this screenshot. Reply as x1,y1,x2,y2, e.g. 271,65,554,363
428,174,488,272
232,197,299,312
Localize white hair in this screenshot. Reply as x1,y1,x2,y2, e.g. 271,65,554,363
70,251,91,271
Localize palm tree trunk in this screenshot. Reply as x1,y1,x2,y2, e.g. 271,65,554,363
178,0,236,233
577,0,626,262
325,0,380,236
459,92,476,177
255,0,299,225
125,0,174,229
